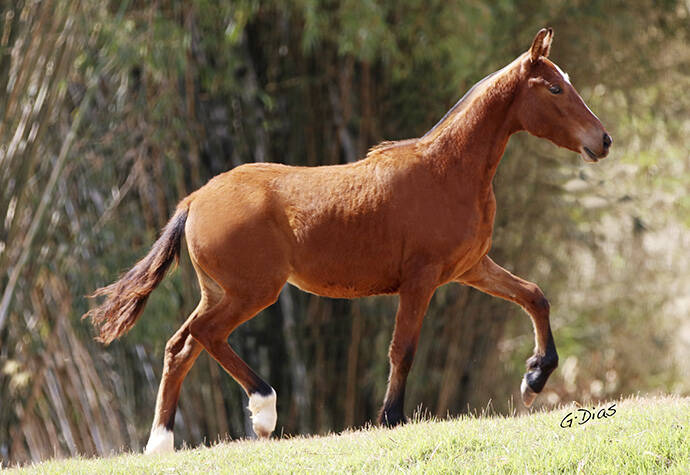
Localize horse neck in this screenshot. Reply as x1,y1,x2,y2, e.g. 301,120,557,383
420,67,522,192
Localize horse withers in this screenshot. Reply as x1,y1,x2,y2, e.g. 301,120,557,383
84,28,611,453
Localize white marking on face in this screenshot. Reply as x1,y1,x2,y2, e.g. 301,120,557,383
553,62,570,84
145,425,174,454
248,388,277,438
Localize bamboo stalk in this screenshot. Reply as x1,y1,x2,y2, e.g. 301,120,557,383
435,287,471,416
279,285,311,432
0,57,100,334
344,303,362,428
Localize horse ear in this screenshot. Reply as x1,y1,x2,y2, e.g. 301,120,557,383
541,28,554,58
529,28,553,62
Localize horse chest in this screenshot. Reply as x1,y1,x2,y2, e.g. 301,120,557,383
433,193,496,279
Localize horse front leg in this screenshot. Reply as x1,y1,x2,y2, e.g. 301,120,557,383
379,281,436,427
459,255,558,407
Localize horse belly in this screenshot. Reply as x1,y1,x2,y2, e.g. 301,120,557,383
287,240,401,299
287,273,399,299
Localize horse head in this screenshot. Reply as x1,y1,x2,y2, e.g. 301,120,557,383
514,28,612,162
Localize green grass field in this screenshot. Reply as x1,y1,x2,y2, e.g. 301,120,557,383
9,395,689,474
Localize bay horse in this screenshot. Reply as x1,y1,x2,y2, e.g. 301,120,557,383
84,28,611,454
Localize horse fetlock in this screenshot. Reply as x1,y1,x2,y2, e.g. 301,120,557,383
248,388,277,438
526,349,558,373
145,425,174,454
522,349,558,401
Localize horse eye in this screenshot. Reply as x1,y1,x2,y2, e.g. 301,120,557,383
549,84,562,94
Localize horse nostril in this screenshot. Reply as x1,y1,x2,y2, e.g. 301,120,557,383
603,133,612,149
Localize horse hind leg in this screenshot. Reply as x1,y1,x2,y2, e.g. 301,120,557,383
188,285,284,439
145,312,203,454
145,263,224,454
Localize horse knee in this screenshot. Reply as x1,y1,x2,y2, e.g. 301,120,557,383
525,284,549,318
533,295,550,319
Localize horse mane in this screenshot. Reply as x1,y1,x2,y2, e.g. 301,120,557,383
422,70,500,139
366,61,515,157
367,138,418,155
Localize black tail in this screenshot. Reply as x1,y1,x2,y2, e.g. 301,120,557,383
83,205,189,344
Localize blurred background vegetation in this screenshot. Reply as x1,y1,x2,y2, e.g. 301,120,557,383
0,0,688,465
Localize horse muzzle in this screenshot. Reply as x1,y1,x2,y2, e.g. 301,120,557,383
580,132,612,163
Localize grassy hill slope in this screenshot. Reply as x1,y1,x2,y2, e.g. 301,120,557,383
10,395,689,474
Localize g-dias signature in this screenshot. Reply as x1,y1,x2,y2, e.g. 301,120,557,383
560,403,616,428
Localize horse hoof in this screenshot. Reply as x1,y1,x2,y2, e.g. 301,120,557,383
520,378,537,407
253,427,272,438
378,409,406,428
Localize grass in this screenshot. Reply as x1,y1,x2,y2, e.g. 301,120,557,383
9,395,689,474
